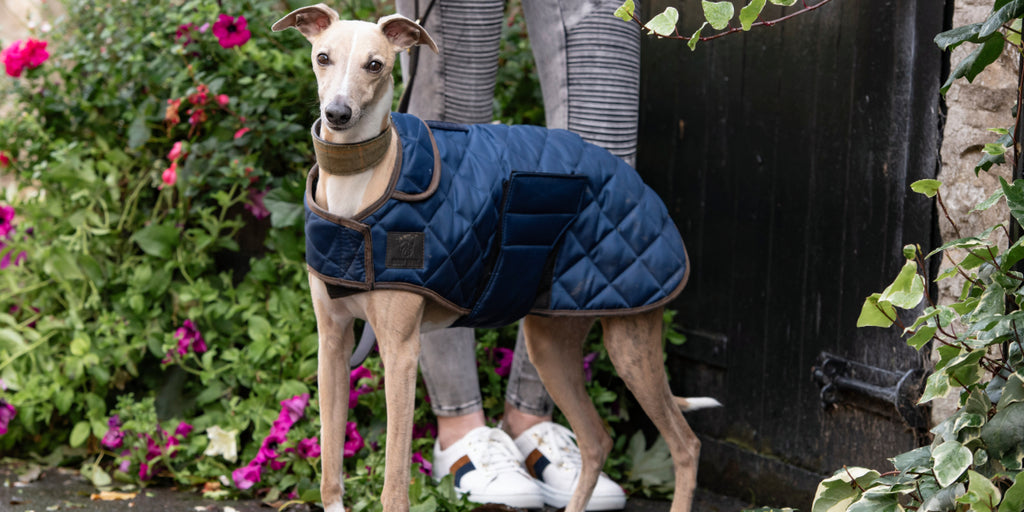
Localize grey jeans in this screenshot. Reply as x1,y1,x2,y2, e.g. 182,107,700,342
396,0,640,418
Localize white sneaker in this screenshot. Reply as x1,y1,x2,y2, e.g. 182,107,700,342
513,422,627,511
432,426,545,508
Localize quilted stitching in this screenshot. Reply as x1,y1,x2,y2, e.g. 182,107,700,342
304,112,687,323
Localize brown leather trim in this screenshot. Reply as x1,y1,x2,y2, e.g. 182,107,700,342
525,449,545,479
371,282,471,315
312,119,392,176
449,454,473,475
392,117,441,202
307,266,372,291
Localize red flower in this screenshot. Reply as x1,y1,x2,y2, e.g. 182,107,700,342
161,161,178,187
167,141,184,161
0,151,10,167
1,39,49,78
213,14,251,49
216,94,230,107
233,127,251,140
188,84,209,106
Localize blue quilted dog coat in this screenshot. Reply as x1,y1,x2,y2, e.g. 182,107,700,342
304,113,688,328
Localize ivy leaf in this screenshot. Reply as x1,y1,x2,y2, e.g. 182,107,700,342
890,446,931,475
981,402,1024,457
688,22,707,51
934,22,983,51
614,0,635,22
857,293,896,328
911,179,942,197
999,475,1024,512
941,35,1006,95
644,7,679,36
919,369,952,404
847,488,901,512
980,0,1024,39
739,0,767,30
972,188,1006,213
811,467,880,512
1000,177,1024,230
702,1,735,30
932,440,972,487
956,470,1001,512
906,325,936,350
997,373,1024,410
878,261,925,309
769,0,798,5
625,431,674,489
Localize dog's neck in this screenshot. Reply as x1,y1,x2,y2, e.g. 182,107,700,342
313,110,398,219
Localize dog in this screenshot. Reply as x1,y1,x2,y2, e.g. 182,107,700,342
272,5,716,512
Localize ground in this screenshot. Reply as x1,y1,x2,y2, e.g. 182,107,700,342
1,461,752,512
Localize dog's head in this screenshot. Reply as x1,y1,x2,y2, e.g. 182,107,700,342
273,4,438,141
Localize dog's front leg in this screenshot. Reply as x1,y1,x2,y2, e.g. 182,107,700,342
310,279,357,512
365,290,425,512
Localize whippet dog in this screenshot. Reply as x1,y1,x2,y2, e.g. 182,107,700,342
273,5,714,512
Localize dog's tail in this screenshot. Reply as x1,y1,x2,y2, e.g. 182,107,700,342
674,396,723,412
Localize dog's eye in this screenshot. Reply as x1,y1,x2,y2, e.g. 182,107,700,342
365,60,384,73
316,53,330,66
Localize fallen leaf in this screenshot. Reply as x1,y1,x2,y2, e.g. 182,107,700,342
90,491,137,501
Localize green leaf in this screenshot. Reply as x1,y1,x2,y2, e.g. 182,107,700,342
857,293,896,328
131,223,180,259
906,325,936,350
932,440,973,487
626,431,674,488
614,0,635,21
956,470,1000,512
878,261,925,309
935,22,983,51
644,7,679,36
972,188,1006,213
942,35,1006,95
890,446,931,474
911,179,942,197
981,402,1024,456
739,0,767,30
1001,177,1024,229
264,189,304,229
997,373,1024,410
769,0,797,5
1010,18,1023,46
688,23,707,51
70,421,91,448
902,244,918,260
919,370,952,404
811,467,880,512
999,474,1024,512
248,315,272,344
848,488,901,512
702,1,735,30
127,99,155,150
980,0,1024,38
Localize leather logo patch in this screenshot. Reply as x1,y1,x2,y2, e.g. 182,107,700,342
386,232,424,269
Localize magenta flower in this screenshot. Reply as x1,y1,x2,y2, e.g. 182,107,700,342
232,461,262,490
583,352,598,382
349,366,374,408
0,400,16,435
344,422,364,457
212,14,251,49
296,437,321,459
413,422,437,440
492,347,514,377
244,188,270,220
280,394,309,424
0,205,14,239
101,416,124,450
139,463,152,480
175,23,196,47
1,39,49,77
161,161,178,187
0,242,26,270
0,151,10,167
165,319,207,363
167,141,184,162
412,452,432,475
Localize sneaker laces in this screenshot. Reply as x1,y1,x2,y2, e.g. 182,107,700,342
539,423,583,470
466,428,527,474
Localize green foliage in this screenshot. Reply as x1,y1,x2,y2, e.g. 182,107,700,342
0,0,685,507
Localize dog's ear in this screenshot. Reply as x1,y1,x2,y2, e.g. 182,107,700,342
378,14,439,54
272,3,339,40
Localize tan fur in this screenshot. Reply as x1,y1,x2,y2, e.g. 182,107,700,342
273,5,708,511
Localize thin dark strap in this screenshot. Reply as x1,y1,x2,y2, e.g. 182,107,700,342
398,0,437,114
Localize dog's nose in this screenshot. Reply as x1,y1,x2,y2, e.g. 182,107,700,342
324,103,352,126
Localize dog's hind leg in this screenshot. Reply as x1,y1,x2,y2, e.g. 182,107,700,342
602,308,700,512
310,280,357,512
520,314,606,512
364,290,426,512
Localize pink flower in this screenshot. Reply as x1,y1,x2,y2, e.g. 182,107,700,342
244,188,270,220
0,205,14,239
280,394,309,425
0,400,16,435
165,98,182,124
0,242,26,270
413,422,437,440
101,416,124,450
232,461,262,490
175,23,196,46
233,127,250,140
0,151,10,167
297,437,321,459
139,463,152,480
583,352,598,382
173,421,193,438
187,108,206,126
492,347,513,377
213,14,251,49
167,141,183,162
164,319,206,363
412,452,432,475
216,94,230,107
349,366,374,408
161,161,178,187
188,84,209,106
344,422,363,457
1,39,49,77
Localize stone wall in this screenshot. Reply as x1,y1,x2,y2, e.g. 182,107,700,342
934,0,1018,421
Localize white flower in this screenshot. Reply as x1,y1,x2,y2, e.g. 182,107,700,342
203,425,239,463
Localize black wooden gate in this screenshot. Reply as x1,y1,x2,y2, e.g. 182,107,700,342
635,1,948,507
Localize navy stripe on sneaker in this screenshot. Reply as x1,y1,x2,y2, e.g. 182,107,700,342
525,449,550,482
450,454,476,488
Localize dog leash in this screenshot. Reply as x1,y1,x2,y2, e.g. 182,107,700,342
397,0,437,114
